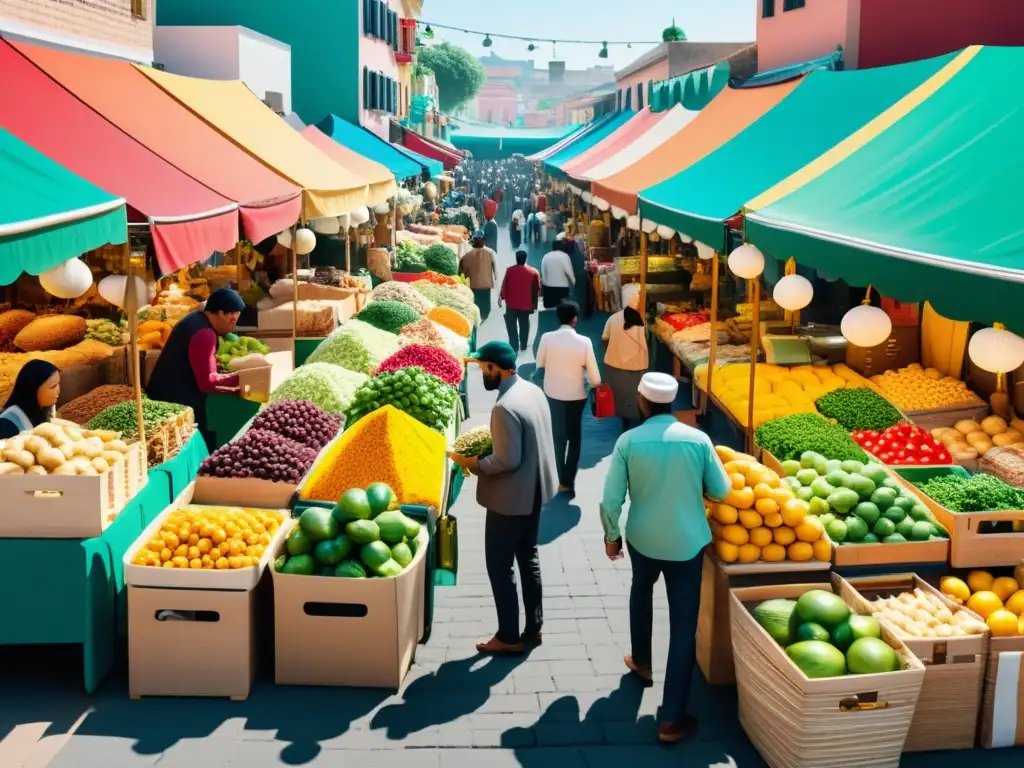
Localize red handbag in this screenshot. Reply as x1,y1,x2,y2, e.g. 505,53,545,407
590,384,616,418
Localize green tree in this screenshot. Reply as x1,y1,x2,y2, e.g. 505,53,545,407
417,42,485,112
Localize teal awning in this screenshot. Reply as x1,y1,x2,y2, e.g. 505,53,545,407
639,52,954,252
316,114,422,181
0,127,126,285
651,62,731,113
396,145,444,178
744,46,1024,331
546,111,635,171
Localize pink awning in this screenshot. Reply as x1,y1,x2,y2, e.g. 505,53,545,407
560,109,665,178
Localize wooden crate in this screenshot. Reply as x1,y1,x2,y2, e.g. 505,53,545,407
978,635,1024,748
730,575,925,768
839,573,988,752
697,551,830,686
903,402,988,433
892,465,1024,567
761,451,950,568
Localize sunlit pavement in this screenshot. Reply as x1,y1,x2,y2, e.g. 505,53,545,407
1,229,1021,767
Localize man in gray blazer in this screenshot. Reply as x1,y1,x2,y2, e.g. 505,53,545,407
449,340,558,655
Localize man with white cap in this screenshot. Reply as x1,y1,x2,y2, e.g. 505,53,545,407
599,372,731,745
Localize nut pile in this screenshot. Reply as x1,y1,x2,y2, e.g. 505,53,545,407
57,385,135,425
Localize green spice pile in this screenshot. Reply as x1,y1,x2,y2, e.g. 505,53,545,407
85,319,124,346
754,413,869,463
85,399,187,438
815,387,904,432
355,300,421,334
915,472,1024,512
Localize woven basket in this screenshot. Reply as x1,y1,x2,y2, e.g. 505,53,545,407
730,575,925,768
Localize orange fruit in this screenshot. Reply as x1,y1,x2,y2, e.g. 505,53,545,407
752,483,775,500
715,540,739,563
770,488,794,507
795,516,824,543
755,497,779,516
1004,590,1024,616
987,609,1020,637
967,590,1003,619
721,524,749,546
967,570,994,594
712,503,739,525
773,526,796,546
730,472,746,490
940,576,971,604
1019,614,1024,636
763,512,784,528
811,539,831,562
749,527,773,548
737,544,761,564
788,541,813,562
739,510,764,530
992,577,1020,602
781,501,807,528
762,543,786,562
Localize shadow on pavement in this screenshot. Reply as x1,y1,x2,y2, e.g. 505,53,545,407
371,652,528,740
539,495,582,545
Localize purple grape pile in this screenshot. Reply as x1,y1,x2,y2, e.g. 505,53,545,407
199,429,317,483
250,399,342,450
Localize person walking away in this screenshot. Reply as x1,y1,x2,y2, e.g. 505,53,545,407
449,341,558,654
509,210,524,250
499,249,540,352
603,291,649,432
459,231,497,322
540,240,575,309
601,372,730,744
535,300,601,497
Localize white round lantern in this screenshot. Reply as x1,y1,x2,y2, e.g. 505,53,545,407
294,227,317,256
276,228,293,249
728,244,765,279
39,258,93,299
97,274,148,309
968,326,1024,373
594,197,610,212
373,201,391,215
423,181,437,200
694,241,715,260
656,224,675,240
349,207,371,226
312,217,341,235
641,218,657,234
611,205,627,220
773,274,814,311
841,304,892,348
626,215,640,231
581,191,593,205
337,213,350,229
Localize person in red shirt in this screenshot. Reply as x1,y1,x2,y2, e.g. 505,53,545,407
498,249,540,352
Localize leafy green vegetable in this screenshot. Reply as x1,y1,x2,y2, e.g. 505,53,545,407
814,388,904,432
423,244,459,277
915,472,1024,512
305,319,404,374
267,363,367,415
395,240,427,272
754,413,869,463
355,300,421,334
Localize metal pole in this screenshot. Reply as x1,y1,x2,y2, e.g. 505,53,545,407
290,225,298,370
123,240,145,446
746,278,761,453
704,252,720,415
345,224,352,274
639,223,648,313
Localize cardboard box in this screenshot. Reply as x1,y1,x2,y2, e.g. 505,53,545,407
123,482,293,592
979,635,1024,748
127,582,261,700
0,457,126,539
238,366,272,404
272,527,428,690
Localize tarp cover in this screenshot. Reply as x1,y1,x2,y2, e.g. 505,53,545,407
584,105,699,182
298,126,397,205
0,41,238,273
0,128,126,284
138,66,369,220
546,111,635,170
403,130,462,170
562,108,664,178
316,115,422,181
744,46,1024,330
526,118,605,162
592,80,801,214
14,40,302,245
639,52,955,250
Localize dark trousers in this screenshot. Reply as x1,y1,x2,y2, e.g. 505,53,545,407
627,543,703,725
548,396,586,488
504,308,531,351
473,288,492,321
485,486,543,644
542,285,570,309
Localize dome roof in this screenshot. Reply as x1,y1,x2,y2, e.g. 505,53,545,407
662,19,687,42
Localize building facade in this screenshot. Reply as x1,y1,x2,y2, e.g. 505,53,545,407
0,0,154,62
756,0,1024,72
157,0,416,137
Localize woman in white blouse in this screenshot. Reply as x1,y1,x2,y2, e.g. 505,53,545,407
602,291,650,433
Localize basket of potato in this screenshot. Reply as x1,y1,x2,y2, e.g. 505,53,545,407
0,422,134,538
931,416,1024,472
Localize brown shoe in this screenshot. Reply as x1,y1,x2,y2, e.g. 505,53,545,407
657,717,698,744
476,635,525,655
520,630,543,647
624,655,653,683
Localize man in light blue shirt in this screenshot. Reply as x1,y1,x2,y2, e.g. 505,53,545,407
600,372,730,745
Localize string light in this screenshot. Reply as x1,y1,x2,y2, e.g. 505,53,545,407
417,20,664,47
482,33,493,48
599,41,609,59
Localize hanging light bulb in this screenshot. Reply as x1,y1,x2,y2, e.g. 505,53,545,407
773,274,814,311
483,33,493,48
527,43,536,52
968,324,1024,374
728,243,765,279
294,228,317,256
599,41,609,59
627,43,632,49
841,286,892,348
423,25,434,39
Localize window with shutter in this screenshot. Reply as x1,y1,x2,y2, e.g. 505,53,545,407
363,68,370,109
364,0,372,35
783,0,805,10
376,2,385,38
377,73,385,111
131,0,147,19
637,84,643,110
763,0,775,17
392,12,399,51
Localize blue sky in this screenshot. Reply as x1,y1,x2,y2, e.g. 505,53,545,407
419,0,756,71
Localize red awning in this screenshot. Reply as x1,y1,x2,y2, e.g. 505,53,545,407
0,40,238,272
402,131,462,170
13,41,302,246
